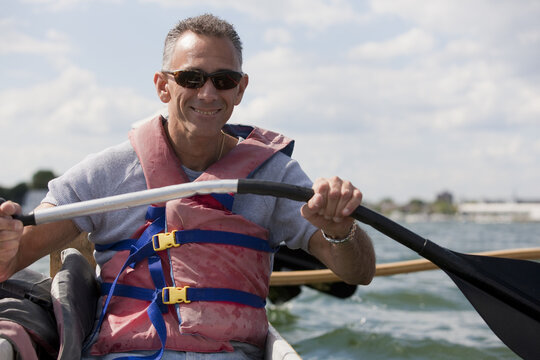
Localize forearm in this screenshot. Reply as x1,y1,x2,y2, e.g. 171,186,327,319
308,224,376,285
0,203,80,281
17,220,80,271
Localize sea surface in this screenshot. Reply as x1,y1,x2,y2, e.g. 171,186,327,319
28,220,540,359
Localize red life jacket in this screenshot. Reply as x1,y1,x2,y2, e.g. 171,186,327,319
89,116,294,356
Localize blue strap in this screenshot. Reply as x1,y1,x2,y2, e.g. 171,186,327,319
109,293,166,360
147,255,168,313
83,213,166,354
170,229,275,253
94,206,166,252
85,206,165,359
146,206,165,221
100,283,156,301
210,193,234,211
102,283,266,309
184,287,266,308
101,230,275,255
94,238,136,252
222,124,295,178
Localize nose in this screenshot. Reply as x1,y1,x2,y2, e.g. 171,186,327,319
197,78,219,102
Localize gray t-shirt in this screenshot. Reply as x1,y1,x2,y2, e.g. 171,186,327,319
43,140,317,268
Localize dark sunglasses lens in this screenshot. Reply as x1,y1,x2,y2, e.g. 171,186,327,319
176,71,205,88
211,72,243,90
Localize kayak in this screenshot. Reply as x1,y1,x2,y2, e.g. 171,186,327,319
265,323,302,360
0,324,300,360
0,339,14,359
0,247,302,360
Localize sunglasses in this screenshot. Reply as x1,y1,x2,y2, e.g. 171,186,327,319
162,69,243,90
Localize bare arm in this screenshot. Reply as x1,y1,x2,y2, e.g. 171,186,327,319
308,225,375,285
0,201,80,281
302,177,376,285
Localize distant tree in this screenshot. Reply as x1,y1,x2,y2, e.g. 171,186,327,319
377,197,398,214
431,200,457,214
0,183,28,204
31,170,56,189
403,198,426,214
436,191,453,204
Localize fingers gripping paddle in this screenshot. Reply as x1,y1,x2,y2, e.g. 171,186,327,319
8,180,540,358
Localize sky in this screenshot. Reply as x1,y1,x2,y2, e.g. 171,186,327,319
1,0,539,203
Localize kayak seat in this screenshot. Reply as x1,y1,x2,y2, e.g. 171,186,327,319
52,248,100,360
0,269,58,359
0,248,99,360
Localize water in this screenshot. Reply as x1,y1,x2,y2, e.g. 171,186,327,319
28,220,540,359
268,221,540,359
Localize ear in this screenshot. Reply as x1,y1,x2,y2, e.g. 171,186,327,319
154,72,171,103
233,73,249,106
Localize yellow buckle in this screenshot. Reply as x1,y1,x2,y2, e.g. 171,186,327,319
162,286,191,304
152,231,179,251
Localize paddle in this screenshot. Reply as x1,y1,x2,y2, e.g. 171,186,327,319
4,179,540,359
271,245,357,303
240,180,540,359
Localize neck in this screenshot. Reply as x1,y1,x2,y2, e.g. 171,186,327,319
165,124,233,171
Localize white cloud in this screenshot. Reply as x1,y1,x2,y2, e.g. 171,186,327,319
142,0,363,28
238,46,320,128
277,0,363,28
348,28,435,60
240,26,540,136
440,39,482,60
518,29,540,45
370,0,539,35
0,19,73,70
0,20,71,54
264,28,293,45
0,65,160,186
20,0,122,12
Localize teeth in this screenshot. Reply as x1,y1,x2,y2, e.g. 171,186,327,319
193,108,218,115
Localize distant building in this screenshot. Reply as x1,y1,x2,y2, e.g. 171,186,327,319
436,191,453,204
458,201,540,222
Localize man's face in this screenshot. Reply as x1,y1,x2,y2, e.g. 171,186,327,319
163,31,248,139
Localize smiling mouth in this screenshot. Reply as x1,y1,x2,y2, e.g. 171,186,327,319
192,108,220,116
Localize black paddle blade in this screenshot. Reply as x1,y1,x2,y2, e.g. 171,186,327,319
444,253,540,359
272,246,357,301
349,204,540,359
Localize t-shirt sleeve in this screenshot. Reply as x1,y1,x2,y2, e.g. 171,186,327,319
249,153,318,252
42,141,143,234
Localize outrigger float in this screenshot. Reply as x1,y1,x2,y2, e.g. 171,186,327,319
2,179,540,359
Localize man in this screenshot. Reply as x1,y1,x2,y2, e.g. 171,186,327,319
0,14,375,359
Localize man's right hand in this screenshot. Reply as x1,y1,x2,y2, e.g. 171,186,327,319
0,200,24,280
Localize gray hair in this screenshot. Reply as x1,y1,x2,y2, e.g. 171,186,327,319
162,14,243,70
